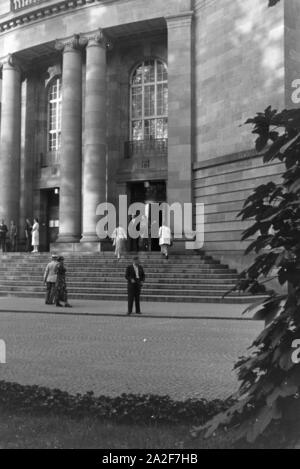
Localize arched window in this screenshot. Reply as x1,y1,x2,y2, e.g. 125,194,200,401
130,59,168,141
47,77,62,152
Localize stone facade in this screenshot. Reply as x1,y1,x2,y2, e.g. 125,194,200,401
0,0,297,271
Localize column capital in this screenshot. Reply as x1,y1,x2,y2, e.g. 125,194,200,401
165,11,194,29
45,64,62,88
0,54,23,73
55,34,86,53
81,29,113,50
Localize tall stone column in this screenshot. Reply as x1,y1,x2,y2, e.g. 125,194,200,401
55,35,84,244
81,30,111,246
0,54,22,228
166,12,194,244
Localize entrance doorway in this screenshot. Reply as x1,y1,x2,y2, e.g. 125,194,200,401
128,180,166,252
40,189,59,251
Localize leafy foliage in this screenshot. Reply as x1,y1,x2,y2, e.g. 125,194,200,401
0,380,232,426
193,105,300,444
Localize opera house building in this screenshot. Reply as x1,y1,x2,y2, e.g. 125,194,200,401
0,0,296,272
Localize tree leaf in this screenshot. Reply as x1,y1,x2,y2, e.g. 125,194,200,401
246,403,281,443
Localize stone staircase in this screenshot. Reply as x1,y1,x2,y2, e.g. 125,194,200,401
0,252,265,303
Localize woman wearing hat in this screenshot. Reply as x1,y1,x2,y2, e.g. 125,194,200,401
54,256,72,307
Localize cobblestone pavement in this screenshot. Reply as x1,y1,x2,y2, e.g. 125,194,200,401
0,312,262,400
0,297,254,319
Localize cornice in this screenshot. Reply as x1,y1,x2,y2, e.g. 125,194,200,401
0,0,190,35
165,10,194,29
0,0,95,33
193,0,218,12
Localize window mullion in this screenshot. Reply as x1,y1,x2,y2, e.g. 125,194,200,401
56,79,58,147
154,60,157,139
130,60,167,142
130,80,132,141
142,61,145,140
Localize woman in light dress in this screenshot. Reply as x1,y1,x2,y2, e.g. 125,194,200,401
31,218,39,253
158,224,172,260
111,226,127,260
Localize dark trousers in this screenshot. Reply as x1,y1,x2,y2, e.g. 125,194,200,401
45,282,56,304
0,237,6,252
10,237,17,252
26,237,31,252
128,282,141,313
131,237,140,252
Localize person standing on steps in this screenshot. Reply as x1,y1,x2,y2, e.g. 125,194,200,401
54,256,72,308
25,219,32,252
158,224,172,260
111,225,127,260
140,215,149,252
43,254,59,305
125,255,145,315
130,214,140,252
9,220,17,252
0,219,8,252
31,218,39,253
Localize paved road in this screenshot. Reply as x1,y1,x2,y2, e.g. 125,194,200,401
0,312,262,400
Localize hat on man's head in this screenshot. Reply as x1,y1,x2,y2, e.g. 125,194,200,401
51,254,58,259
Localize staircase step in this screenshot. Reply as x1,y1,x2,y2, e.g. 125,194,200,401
0,290,265,304
1,277,237,284
0,252,262,305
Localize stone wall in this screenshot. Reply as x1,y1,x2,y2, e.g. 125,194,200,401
193,152,283,273
192,0,287,274
194,0,285,161
0,1,10,16
284,0,300,109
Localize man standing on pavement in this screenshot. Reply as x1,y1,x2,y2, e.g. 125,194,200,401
125,255,145,315
43,254,59,305
0,220,8,252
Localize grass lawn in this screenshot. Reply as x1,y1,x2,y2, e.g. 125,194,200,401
0,408,239,449
0,407,296,448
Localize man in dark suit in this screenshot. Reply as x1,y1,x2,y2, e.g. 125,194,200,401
0,220,8,252
25,219,32,252
125,256,145,315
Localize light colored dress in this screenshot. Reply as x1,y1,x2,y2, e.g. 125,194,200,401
111,226,127,259
158,225,171,257
158,225,171,246
32,222,39,247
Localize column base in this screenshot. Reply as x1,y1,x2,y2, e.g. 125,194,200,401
80,233,100,243
170,237,199,252
56,234,81,243
50,241,101,253
80,233,112,251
